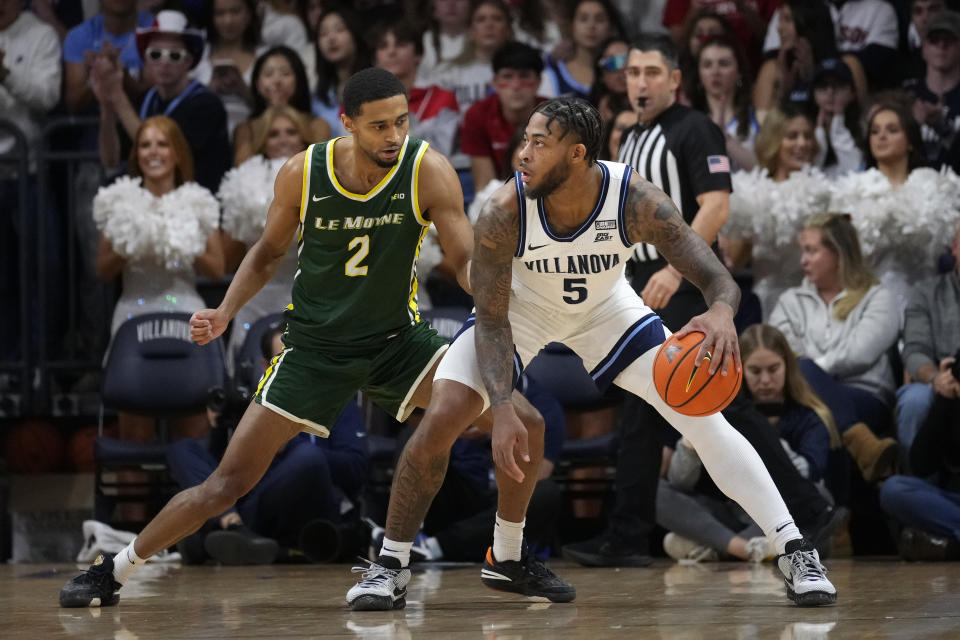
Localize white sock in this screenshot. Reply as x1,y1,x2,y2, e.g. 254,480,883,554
771,521,803,555
379,537,412,567
492,515,524,562
112,540,146,584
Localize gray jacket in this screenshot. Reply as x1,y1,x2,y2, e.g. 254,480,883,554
770,279,900,404
903,269,960,379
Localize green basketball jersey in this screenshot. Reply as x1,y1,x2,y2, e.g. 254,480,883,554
284,135,433,352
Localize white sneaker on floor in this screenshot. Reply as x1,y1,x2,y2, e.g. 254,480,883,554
776,539,837,607
346,559,411,611
663,532,719,564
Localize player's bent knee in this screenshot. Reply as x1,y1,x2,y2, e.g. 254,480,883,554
200,471,255,511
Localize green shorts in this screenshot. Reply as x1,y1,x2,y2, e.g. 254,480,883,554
253,321,448,437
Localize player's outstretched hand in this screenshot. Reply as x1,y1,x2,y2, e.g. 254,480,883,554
190,308,228,345
673,302,741,376
490,404,531,484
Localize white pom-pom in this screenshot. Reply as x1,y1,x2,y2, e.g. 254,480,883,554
158,183,220,270
218,156,285,245
93,176,162,260
93,178,219,270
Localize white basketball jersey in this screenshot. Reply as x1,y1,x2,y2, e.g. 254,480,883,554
512,160,635,314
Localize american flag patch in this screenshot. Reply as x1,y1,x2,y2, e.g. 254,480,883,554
707,155,730,173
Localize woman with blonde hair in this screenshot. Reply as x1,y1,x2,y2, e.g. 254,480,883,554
722,103,827,317
218,104,310,367
740,323,839,482
770,213,900,483
94,116,224,443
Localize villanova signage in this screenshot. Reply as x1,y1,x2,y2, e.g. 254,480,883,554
136,317,192,342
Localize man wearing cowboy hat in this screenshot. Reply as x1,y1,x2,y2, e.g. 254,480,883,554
96,9,230,192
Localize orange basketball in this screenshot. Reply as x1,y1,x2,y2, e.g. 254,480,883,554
653,332,742,416
3,419,66,473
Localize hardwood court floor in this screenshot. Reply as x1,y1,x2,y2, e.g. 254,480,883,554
4,559,959,639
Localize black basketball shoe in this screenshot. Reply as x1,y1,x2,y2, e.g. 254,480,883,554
480,547,576,603
59,554,122,608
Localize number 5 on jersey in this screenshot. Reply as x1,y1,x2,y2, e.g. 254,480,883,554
563,277,587,304
346,235,370,276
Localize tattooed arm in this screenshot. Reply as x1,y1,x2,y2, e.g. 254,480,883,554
624,175,742,373
472,182,530,483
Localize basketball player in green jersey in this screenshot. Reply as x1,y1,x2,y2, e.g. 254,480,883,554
60,67,572,610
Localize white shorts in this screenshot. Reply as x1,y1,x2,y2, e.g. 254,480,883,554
435,280,668,411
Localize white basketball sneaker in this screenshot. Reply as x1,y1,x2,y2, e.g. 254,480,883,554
777,539,837,607
346,558,411,611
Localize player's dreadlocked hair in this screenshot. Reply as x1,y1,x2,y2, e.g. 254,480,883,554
343,67,407,118
532,98,603,165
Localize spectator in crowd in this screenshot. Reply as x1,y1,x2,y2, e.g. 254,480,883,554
740,324,840,484
676,9,736,105
664,0,778,74
410,0,471,81
763,0,898,93
62,0,155,115
755,1,867,123
723,104,822,316
811,58,863,178
829,95,959,312
462,41,546,189
261,0,308,50
93,116,224,443
95,10,232,193
0,0,61,174
193,0,264,139
312,6,371,138
0,0,63,362
880,233,960,560
589,36,631,123
902,0,947,79
690,34,758,171
512,0,563,53
427,0,515,114
903,10,960,171
770,213,900,483
599,106,635,161
896,223,960,451
170,327,370,566
543,0,624,100
218,105,310,364
371,20,460,158
234,46,330,165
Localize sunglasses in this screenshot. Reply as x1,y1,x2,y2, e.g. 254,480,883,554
145,47,189,63
599,53,627,72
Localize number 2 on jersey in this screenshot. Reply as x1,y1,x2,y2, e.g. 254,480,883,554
345,235,370,276
563,277,587,304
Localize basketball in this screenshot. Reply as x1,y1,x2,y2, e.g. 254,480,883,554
3,419,66,473
653,332,742,416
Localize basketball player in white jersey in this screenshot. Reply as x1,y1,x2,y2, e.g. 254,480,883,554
431,98,835,607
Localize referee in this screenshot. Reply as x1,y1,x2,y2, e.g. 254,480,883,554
563,33,733,568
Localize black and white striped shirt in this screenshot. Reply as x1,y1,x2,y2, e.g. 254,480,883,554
618,103,731,264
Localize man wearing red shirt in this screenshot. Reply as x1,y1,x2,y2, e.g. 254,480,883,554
462,42,547,189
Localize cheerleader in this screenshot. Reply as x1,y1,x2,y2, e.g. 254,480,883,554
94,116,224,443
